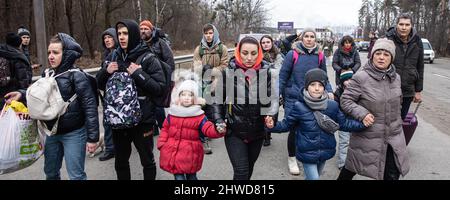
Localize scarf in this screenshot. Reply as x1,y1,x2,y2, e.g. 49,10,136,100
303,89,328,111
300,42,318,54
168,105,204,118
343,46,352,54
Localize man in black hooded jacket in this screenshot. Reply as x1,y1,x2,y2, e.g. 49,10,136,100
386,13,424,120
0,32,31,108
96,19,166,180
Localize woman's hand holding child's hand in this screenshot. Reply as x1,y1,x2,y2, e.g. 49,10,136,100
216,123,227,134
265,116,274,129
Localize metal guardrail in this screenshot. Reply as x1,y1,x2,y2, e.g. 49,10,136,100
32,48,235,81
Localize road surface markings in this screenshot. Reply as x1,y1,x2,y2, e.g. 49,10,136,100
433,73,450,80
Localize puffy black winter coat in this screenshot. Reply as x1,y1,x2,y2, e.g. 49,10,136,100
0,44,31,108
148,28,175,72
96,19,167,129
212,59,279,142
43,33,99,143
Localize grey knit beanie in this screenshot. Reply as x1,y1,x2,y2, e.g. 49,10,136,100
301,28,317,40
371,38,396,60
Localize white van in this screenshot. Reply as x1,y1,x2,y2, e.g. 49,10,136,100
422,38,435,64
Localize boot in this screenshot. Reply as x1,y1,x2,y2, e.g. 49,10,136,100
263,133,271,146
203,140,212,155
288,157,300,175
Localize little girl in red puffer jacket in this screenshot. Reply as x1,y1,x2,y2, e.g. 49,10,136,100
157,79,226,180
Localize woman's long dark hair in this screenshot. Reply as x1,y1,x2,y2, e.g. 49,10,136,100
260,35,280,63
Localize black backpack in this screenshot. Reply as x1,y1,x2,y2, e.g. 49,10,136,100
0,56,11,87
138,53,174,108
71,67,101,107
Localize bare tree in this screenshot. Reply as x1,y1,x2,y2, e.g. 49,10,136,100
79,0,102,59
104,0,128,30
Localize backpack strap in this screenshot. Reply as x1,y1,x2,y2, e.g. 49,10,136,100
217,43,223,59
199,45,205,59
292,50,299,66
136,52,152,65
318,51,324,65
292,50,324,68
199,116,208,132
198,116,208,138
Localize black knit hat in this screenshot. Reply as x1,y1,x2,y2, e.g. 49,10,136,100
6,32,22,48
305,68,328,88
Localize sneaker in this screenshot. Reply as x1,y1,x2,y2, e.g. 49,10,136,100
203,141,212,155
99,152,115,161
288,157,300,175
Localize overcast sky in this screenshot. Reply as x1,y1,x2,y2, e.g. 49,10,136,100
266,0,362,28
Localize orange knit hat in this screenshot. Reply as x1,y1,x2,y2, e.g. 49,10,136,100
140,20,154,30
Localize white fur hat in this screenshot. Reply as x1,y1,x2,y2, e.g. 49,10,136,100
176,80,200,99
173,79,206,106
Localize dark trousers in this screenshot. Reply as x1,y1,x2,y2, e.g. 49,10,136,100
288,129,296,157
401,97,414,120
103,122,114,154
337,145,400,180
112,125,156,180
225,134,264,180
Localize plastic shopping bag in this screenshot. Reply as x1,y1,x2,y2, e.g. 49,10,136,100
0,107,45,175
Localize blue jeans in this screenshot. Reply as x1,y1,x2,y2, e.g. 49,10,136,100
44,127,87,180
337,131,351,169
103,122,114,154
174,174,198,180
302,161,326,180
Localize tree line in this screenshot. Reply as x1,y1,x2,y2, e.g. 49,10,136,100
0,0,269,59
359,0,450,56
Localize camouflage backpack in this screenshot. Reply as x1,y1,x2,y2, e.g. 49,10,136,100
104,71,142,130
103,53,152,130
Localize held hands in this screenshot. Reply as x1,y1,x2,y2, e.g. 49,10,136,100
363,113,375,127
216,123,227,134
86,143,98,154
127,63,142,75
265,116,274,129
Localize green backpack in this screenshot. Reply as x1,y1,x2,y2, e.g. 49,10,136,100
199,43,224,59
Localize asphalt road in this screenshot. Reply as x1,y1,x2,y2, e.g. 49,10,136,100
1,51,449,180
